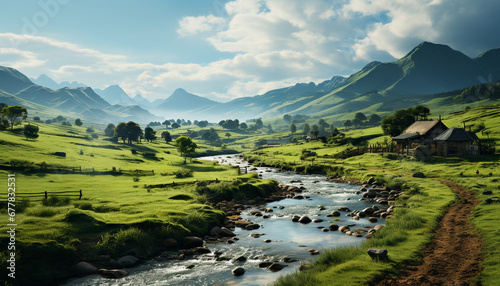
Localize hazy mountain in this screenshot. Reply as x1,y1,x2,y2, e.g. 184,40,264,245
132,94,152,109
153,88,220,118
31,74,87,89
94,85,137,106
15,86,110,113
0,66,34,94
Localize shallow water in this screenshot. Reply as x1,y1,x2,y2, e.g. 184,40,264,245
64,155,384,286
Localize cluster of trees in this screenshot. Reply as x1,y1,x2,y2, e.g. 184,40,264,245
342,112,382,130
454,82,500,104
291,119,337,139
218,119,240,130
381,105,431,136
114,121,143,144
283,114,309,124
160,119,194,129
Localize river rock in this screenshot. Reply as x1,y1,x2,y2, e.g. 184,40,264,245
183,236,204,248
363,191,377,199
298,216,312,224
263,239,272,243
338,206,351,212
413,172,426,178
250,233,266,238
362,207,375,215
329,224,339,231
259,261,273,268
232,267,245,276
116,255,139,268
268,263,287,272
318,205,326,210
98,269,129,279
195,247,211,254
291,215,300,222
330,210,341,216
293,195,305,200
74,262,98,275
265,208,274,212
338,225,350,233
162,238,179,248
245,223,260,230
283,257,298,263
367,177,375,184
369,217,378,223
322,228,329,232
313,219,324,223
234,256,247,262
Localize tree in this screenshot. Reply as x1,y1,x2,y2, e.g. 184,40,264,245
0,118,8,130
197,120,208,128
311,130,319,140
187,120,192,126
225,132,231,140
368,114,381,124
162,120,171,128
303,123,310,135
318,119,329,128
175,136,197,164
23,124,39,140
56,115,65,122
171,122,180,129
255,119,263,129
312,125,319,132
411,105,430,120
114,123,128,143
290,123,297,134
126,121,142,144
45,119,52,124
283,114,292,124
343,120,352,130
176,119,182,125
104,123,116,137
144,127,156,142
161,131,172,143
240,122,248,129
354,112,367,121
352,118,362,127
381,108,416,136
2,105,27,130
75,118,83,126
33,116,41,122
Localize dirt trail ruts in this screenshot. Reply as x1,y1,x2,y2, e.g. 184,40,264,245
377,179,483,286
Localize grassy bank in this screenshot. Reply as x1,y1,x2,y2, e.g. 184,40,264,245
0,123,278,285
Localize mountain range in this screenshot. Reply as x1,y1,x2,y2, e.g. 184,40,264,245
1,41,499,123
0,66,160,124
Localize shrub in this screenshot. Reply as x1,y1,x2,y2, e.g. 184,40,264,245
86,127,95,133
73,201,93,210
131,148,138,154
91,133,98,139
174,168,194,178
42,196,71,206
27,207,60,217
143,152,157,159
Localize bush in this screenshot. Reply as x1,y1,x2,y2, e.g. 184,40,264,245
174,168,194,178
73,201,93,210
86,127,95,133
27,207,60,217
131,148,138,154
42,196,71,206
91,133,98,139
143,152,157,159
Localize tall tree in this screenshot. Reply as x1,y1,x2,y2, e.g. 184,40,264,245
144,126,156,142
104,123,116,137
175,136,197,164
255,119,263,129
225,132,231,140
197,120,208,128
171,122,181,129
23,124,39,140
162,120,171,129
368,114,382,124
354,112,367,121
352,118,362,127
126,121,142,144
318,119,329,128
74,118,83,126
303,123,310,135
2,105,27,130
283,114,292,124
161,131,172,143
240,122,248,129
381,108,417,136
114,123,128,143
343,119,352,130
290,123,297,134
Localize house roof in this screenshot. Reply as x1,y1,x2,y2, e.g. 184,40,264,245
403,120,447,135
392,133,421,140
434,128,477,142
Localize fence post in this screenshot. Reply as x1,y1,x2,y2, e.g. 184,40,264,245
44,191,48,199
79,190,82,200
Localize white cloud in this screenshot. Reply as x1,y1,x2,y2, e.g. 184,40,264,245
177,15,226,36
1,0,499,106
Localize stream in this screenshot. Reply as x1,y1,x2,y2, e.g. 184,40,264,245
64,154,384,286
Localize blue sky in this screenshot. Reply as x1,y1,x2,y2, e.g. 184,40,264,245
1,0,500,102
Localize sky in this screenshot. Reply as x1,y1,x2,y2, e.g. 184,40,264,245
0,0,500,103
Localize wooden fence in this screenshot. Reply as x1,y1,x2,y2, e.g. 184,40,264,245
2,190,82,202
0,164,155,176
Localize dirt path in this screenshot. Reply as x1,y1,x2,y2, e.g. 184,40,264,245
377,179,483,286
